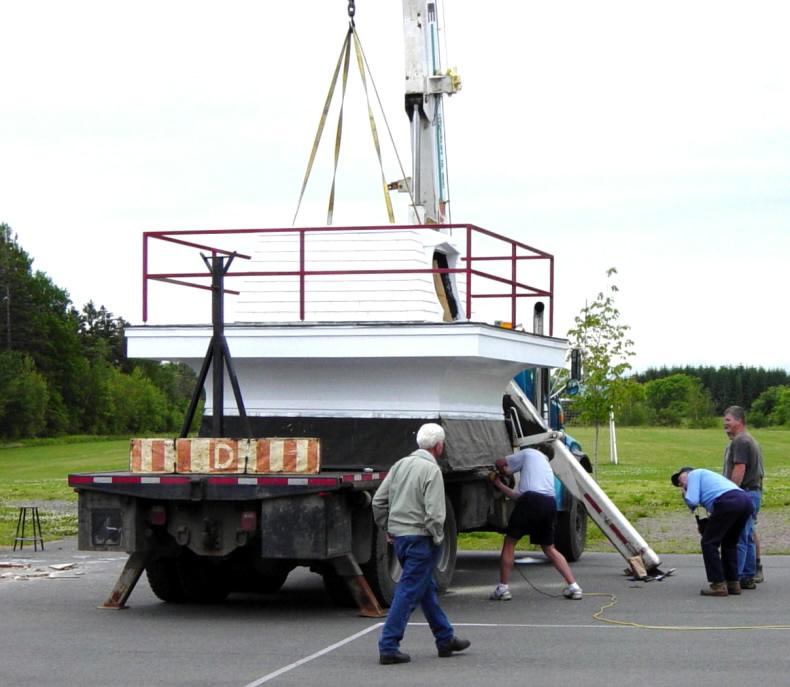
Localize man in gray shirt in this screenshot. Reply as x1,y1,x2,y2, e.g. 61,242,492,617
372,423,470,665
722,405,764,587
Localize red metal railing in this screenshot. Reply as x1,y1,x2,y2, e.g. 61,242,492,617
142,224,555,335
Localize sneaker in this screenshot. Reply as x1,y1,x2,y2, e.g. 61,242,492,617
754,564,764,583
563,584,583,600
379,651,411,665
740,578,757,590
437,636,471,658
489,585,512,601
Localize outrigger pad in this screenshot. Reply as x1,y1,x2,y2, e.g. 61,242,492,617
624,564,676,582
627,555,648,580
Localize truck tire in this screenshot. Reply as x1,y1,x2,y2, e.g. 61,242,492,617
320,567,356,607
554,497,587,562
363,496,458,607
256,571,290,594
433,498,457,592
146,556,187,603
167,551,230,603
361,527,400,607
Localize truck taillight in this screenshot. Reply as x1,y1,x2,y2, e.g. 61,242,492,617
240,511,257,532
149,505,167,526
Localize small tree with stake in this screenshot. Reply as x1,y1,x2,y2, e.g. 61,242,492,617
567,268,635,474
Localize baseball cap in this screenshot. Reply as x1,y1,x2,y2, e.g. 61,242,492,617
671,466,694,487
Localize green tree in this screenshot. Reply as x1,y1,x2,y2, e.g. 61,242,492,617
1,224,86,432
0,224,199,438
566,268,635,471
0,350,49,438
750,385,790,427
108,367,170,434
77,301,129,369
613,378,650,426
643,373,715,427
635,365,790,413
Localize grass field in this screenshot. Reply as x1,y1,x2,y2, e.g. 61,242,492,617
461,425,790,554
2,427,789,553
0,438,127,547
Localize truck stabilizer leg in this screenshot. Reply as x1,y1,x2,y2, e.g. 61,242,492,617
330,554,387,618
537,435,661,573
551,437,661,572
99,551,150,610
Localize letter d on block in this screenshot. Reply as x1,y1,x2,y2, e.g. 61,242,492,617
211,440,238,471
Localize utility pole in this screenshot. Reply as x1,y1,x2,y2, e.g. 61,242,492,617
1,224,10,349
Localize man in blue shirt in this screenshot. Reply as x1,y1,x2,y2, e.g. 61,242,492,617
671,466,754,596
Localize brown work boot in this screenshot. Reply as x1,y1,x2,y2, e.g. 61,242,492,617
726,581,742,595
700,582,728,597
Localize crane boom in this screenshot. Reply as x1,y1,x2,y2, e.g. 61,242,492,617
402,0,460,224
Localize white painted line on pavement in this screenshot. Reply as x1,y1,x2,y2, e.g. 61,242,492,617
242,617,623,685
242,622,384,686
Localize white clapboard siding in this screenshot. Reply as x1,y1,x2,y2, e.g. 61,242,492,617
236,229,466,322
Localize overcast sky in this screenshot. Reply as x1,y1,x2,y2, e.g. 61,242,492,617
2,0,789,372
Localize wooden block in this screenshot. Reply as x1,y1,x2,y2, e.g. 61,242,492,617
249,438,320,474
129,439,175,473
175,438,247,473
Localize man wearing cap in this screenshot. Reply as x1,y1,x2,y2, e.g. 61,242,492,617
671,466,754,596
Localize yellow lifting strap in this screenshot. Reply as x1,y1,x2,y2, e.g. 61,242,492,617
292,25,395,226
352,30,395,224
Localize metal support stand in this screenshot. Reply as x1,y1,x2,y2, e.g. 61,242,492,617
180,253,252,439
330,554,387,618
99,551,150,610
13,506,44,552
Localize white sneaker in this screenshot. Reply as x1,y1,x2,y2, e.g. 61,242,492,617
563,585,582,600
490,585,512,601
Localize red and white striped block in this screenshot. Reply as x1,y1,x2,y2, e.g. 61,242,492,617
175,438,246,473
129,437,321,474
248,438,320,474
130,438,176,473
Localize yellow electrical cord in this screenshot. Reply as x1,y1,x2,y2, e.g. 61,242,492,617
589,591,790,630
515,564,790,631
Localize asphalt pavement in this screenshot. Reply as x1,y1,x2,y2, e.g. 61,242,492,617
2,539,789,686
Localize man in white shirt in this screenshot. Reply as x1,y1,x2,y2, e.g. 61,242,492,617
490,444,582,601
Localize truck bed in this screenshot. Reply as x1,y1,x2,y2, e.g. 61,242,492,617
68,469,386,501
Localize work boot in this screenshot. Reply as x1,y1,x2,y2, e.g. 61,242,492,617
437,636,471,658
740,578,757,590
700,582,728,597
726,581,742,595
754,564,764,583
379,651,411,665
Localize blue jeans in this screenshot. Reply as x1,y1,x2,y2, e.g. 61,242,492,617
378,535,454,655
737,490,761,580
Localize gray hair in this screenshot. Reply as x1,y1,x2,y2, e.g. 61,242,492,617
416,423,445,449
724,406,746,424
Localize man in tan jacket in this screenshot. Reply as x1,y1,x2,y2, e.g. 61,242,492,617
372,423,470,665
